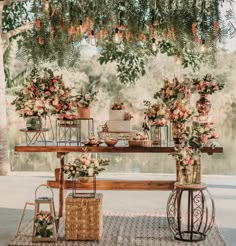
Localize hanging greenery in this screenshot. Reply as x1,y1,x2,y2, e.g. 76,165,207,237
2,0,226,84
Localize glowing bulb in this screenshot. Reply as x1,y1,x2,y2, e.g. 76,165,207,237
200,44,206,52
113,33,120,43
200,39,206,53
90,37,96,46
151,38,157,51
175,57,181,65
152,43,157,51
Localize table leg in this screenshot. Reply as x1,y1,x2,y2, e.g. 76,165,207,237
176,160,180,182
57,152,66,228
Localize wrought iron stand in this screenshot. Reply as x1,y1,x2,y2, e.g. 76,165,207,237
56,118,94,145
166,183,215,242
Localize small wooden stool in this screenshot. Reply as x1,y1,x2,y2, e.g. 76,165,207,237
167,183,215,242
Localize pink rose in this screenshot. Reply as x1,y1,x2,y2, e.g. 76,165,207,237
45,91,51,96
49,86,55,92
31,86,35,91
55,104,62,109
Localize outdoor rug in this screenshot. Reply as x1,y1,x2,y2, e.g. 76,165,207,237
9,211,227,246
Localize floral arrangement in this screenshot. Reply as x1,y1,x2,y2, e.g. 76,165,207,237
124,112,133,120
11,67,73,118
144,100,167,126
110,102,125,110
154,77,191,107
34,210,54,237
192,74,224,95
183,121,218,149
168,100,194,123
58,114,80,120
62,153,109,178
171,146,194,167
73,88,98,108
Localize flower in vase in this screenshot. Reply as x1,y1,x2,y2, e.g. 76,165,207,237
11,67,73,118
154,77,191,108
62,153,109,178
34,210,54,237
143,100,167,126
192,74,224,95
168,100,194,123
171,146,195,167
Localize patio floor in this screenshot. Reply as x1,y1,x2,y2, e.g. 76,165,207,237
0,173,235,246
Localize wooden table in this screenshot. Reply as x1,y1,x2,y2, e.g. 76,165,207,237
15,144,223,220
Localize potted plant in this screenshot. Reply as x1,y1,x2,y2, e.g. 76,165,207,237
73,88,98,118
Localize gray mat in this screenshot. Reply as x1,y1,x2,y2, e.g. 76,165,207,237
9,211,227,246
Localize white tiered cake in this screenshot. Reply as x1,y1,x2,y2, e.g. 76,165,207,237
107,109,131,132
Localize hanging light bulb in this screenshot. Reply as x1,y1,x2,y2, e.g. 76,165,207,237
89,30,96,46
113,28,120,43
151,38,157,51
200,39,206,53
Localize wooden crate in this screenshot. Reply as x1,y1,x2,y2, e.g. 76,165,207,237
65,193,103,241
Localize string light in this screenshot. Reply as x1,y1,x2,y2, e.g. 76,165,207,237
89,30,96,46
200,39,206,53
151,38,157,51
113,28,120,43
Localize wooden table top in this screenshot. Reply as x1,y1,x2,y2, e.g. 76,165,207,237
15,143,223,154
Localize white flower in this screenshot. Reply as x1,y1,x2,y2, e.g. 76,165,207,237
46,224,54,230
88,168,94,176
94,160,99,167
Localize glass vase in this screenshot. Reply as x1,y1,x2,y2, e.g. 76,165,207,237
26,116,42,130
150,126,160,145
196,94,211,116
192,154,201,184
179,166,193,185
72,175,96,198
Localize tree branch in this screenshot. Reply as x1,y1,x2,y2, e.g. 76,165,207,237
0,0,30,5
1,21,33,40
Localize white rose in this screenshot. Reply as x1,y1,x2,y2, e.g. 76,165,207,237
88,168,94,176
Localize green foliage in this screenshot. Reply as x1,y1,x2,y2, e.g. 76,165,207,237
99,42,146,84
2,1,32,34
1,0,225,85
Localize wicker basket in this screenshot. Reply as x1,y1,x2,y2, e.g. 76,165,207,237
65,193,103,241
